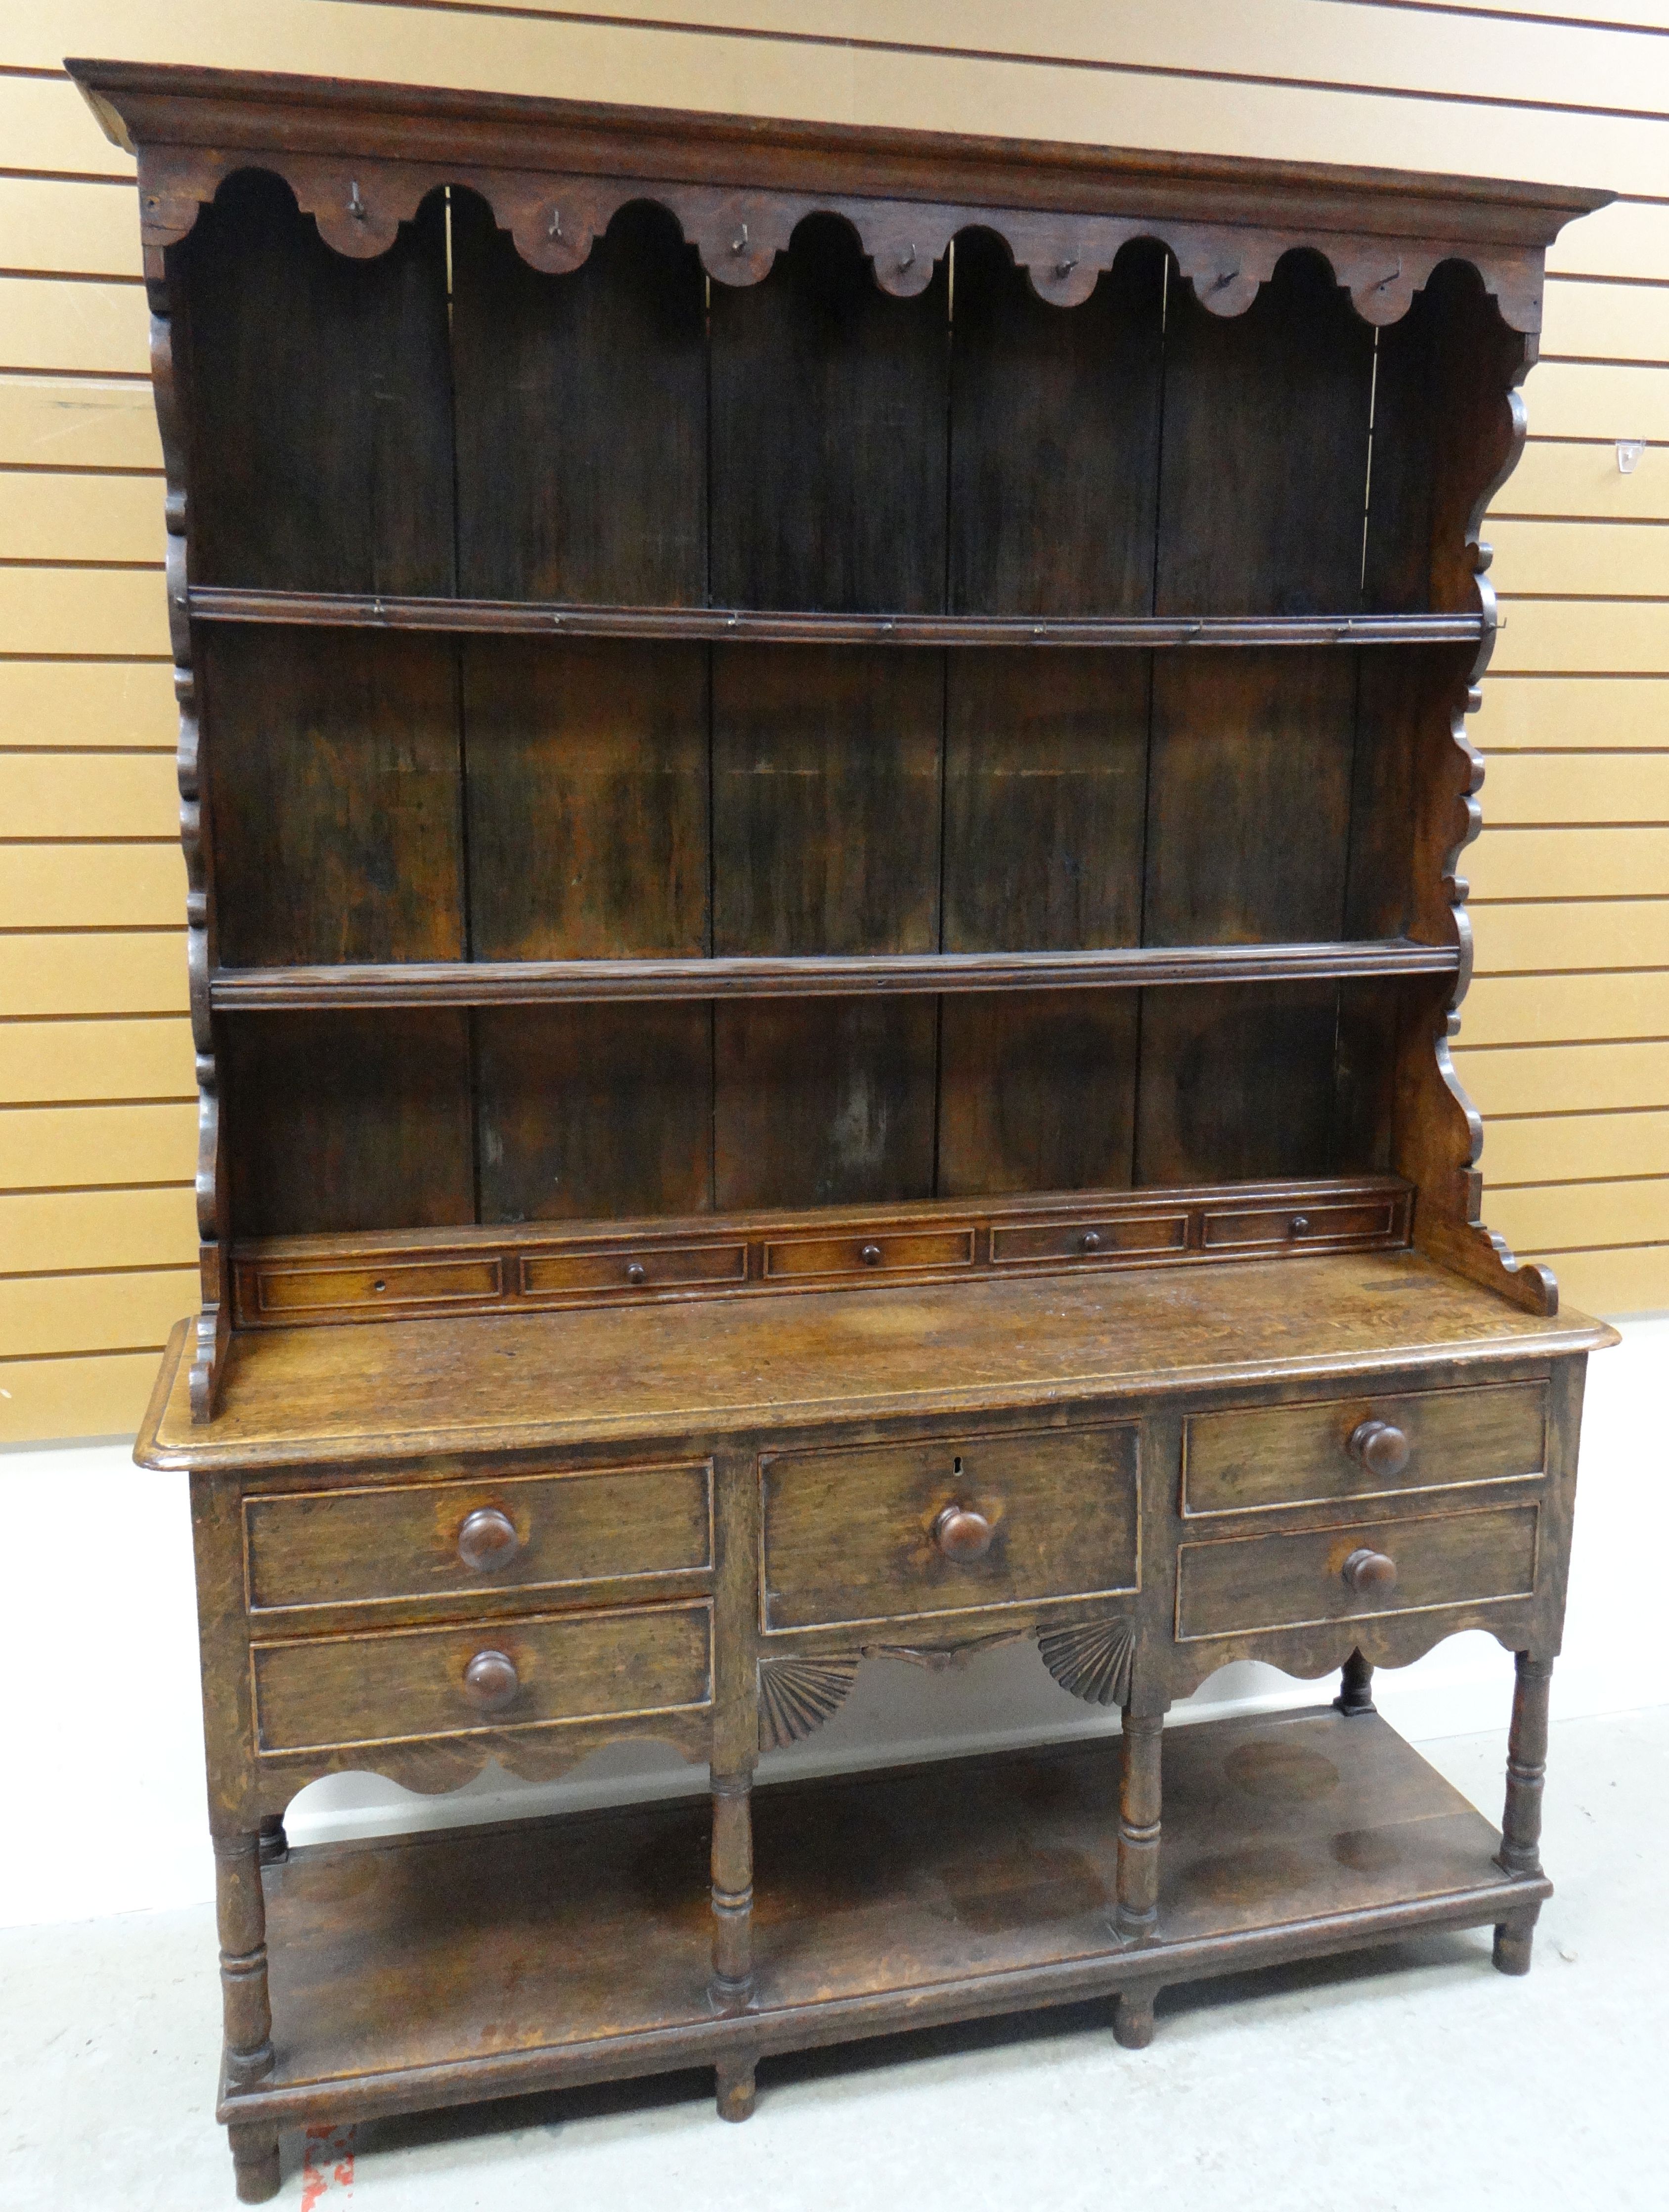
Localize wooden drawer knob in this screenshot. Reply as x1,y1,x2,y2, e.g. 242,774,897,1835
457,1507,520,1573
1080,1230,1102,1253
933,1504,993,1560
1342,1547,1397,1596
1349,1418,1410,1477
860,1243,883,1266
625,1261,648,1285
462,1649,520,1711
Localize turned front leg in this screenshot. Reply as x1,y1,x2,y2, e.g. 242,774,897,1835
1115,1708,1164,1944
214,1831,279,2202
1494,1652,1554,1974
1334,1648,1375,1716
709,1771,756,2117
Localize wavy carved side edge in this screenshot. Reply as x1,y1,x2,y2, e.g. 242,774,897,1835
148,268,230,1419
129,145,1547,333
1418,352,1558,1319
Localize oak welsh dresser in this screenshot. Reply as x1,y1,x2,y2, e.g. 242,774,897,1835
71,57,1617,2202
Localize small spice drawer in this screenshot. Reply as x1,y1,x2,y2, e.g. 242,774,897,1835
763,1228,975,1279
990,1210,1189,1264
245,1256,502,1318
1175,1502,1540,1641
521,1241,747,1296
760,1422,1139,1633
252,1600,713,1755
243,1460,712,1615
1182,1381,1547,1516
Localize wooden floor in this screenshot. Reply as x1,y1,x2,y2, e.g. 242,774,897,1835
232,1707,1545,2126
145,1251,1609,1469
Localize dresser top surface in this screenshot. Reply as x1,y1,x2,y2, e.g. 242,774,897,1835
138,1252,1613,1474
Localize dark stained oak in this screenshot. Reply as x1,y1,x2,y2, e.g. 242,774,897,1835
74,58,1615,2197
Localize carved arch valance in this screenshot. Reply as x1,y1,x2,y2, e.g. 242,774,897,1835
74,60,1610,336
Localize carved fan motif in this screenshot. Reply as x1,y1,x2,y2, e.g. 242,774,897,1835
758,1656,861,1751
1037,1618,1136,1709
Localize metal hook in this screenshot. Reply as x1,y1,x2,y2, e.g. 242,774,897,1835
1209,267,1240,293
348,180,367,223
731,222,749,256
1375,258,1403,291
1056,257,1078,279
899,242,916,272
548,207,563,242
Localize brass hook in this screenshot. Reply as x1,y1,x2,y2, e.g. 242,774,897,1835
348,180,367,224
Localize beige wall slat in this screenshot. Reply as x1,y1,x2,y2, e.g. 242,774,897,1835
1492,600,1669,674
1473,676,1669,750
0,847,186,930
0,661,176,750
1486,1106,1669,1187
1473,900,1669,973
0,75,135,180
1546,201,1669,284
1468,825,1669,899
1463,970,1669,1047
0,566,169,655
1490,517,1669,599
0,469,164,563
1489,1175,1669,1251
1531,1243,1669,1317
0,1101,196,1190
0,933,188,1019
0,275,151,379
0,176,142,279
1482,750,1669,824
0,1267,197,1360
0,752,177,840
1453,1037,1669,1115
1524,360,1669,442
0,1184,198,1272
0,1018,194,1105
0,1351,166,1445
1540,277,1669,366
0,375,161,470
1493,442,1669,524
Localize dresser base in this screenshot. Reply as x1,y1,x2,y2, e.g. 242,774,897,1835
220,1705,1547,2149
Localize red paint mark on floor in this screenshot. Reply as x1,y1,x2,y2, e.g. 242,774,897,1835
300,2123,355,2207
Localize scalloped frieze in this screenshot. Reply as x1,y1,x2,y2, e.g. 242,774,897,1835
758,1656,860,1751
1038,1618,1136,1709
134,141,1546,332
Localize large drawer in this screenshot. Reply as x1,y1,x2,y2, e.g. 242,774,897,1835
1175,1503,1540,1641
243,1461,712,1614
1182,1381,1547,1516
760,1422,1139,1634
252,1600,713,1754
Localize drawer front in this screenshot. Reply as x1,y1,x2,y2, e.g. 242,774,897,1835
253,1600,713,1754
1176,1503,1540,1640
253,1257,501,1316
244,1461,712,1614
990,1211,1188,1265
761,1422,1139,1634
521,1241,747,1296
763,1229,974,1280
1183,1381,1547,1516
1199,1196,1400,1251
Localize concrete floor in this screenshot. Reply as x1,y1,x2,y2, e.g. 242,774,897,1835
3,1707,1664,2212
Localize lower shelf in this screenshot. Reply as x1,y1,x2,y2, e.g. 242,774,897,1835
228,1706,1546,2129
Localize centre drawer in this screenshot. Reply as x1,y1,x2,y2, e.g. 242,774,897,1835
243,1460,712,1614
252,1599,713,1755
760,1422,1139,1634
1182,1380,1547,1516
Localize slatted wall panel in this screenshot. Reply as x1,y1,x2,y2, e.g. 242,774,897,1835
2,0,1666,1440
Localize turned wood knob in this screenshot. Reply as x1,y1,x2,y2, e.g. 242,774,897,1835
1290,1214,1311,1237
462,1649,520,1711
933,1504,993,1560
860,1243,883,1266
1349,1418,1410,1478
456,1507,519,1573
1080,1230,1102,1253
625,1261,647,1285
1342,1547,1397,1596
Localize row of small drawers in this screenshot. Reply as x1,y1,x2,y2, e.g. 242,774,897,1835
246,1379,1549,1757
240,1193,1400,1320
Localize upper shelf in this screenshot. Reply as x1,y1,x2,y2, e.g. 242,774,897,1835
210,940,1459,1011
187,587,1485,650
